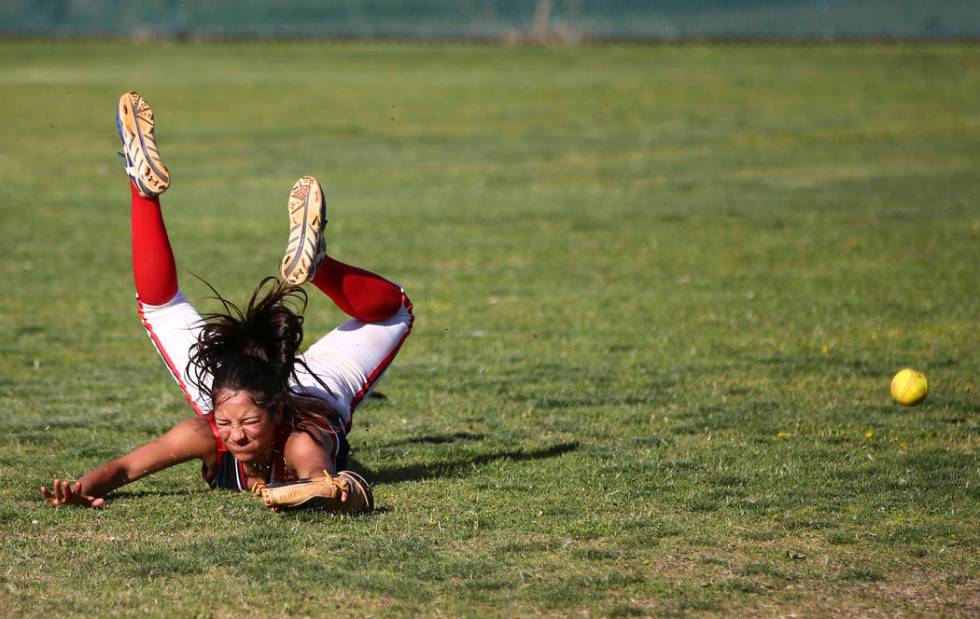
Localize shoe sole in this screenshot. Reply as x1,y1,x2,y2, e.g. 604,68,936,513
117,92,170,196
280,176,326,285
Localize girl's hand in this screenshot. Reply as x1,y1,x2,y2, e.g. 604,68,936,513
40,479,106,509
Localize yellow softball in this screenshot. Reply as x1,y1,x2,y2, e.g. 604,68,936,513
890,368,928,406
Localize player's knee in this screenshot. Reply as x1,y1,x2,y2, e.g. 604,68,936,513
358,289,410,323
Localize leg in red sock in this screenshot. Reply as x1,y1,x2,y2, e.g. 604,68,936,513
130,181,178,305
310,256,403,323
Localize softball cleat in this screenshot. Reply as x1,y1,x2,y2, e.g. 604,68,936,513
116,91,170,198
280,175,327,286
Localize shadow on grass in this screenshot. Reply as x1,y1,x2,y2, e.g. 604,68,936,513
353,441,580,484
373,431,487,448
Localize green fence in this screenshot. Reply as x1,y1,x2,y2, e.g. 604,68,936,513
2,0,979,40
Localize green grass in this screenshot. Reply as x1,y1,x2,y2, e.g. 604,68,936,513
0,42,978,617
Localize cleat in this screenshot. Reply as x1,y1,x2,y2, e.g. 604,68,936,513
116,91,170,197
280,175,327,286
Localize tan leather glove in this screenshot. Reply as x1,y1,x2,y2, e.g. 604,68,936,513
253,470,374,514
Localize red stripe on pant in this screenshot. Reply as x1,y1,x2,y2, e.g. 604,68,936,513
137,298,208,417
347,294,415,430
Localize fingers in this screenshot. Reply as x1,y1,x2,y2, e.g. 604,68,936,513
60,479,74,503
42,479,100,508
42,479,68,506
75,483,105,509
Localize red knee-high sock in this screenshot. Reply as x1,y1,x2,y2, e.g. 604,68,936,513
311,256,403,322
130,181,178,305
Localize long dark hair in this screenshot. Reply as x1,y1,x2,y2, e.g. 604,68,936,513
188,276,310,418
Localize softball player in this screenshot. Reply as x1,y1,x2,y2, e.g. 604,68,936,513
40,92,413,510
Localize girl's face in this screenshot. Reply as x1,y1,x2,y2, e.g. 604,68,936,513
212,389,281,464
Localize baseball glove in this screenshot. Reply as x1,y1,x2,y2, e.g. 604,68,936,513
253,470,374,514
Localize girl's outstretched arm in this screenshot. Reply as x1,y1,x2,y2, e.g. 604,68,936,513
40,416,215,508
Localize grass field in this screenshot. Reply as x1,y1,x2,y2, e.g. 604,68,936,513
0,42,978,617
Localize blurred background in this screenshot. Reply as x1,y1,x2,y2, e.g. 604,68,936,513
3,0,979,41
